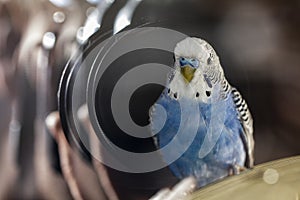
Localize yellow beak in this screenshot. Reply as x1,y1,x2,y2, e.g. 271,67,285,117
181,66,196,83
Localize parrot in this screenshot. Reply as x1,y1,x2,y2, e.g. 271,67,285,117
149,37,254,188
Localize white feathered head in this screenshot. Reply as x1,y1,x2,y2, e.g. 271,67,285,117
168,37,228,103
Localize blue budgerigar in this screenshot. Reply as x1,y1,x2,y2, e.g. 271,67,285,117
149,37,254,188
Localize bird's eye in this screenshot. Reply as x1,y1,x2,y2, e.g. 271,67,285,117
180,57,185,61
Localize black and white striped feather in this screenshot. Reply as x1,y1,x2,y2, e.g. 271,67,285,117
231,87,254,168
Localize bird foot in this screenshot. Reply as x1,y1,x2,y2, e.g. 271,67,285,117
229,165,246,176
150,177,197,200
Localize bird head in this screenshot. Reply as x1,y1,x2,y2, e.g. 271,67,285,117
168,37,226,103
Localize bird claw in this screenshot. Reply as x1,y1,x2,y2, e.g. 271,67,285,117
150,177,197,200
229,165,246,176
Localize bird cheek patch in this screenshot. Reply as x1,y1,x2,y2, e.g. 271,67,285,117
203,74,212,88
207,57,212,65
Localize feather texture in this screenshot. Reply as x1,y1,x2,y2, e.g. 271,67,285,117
149,37,254,188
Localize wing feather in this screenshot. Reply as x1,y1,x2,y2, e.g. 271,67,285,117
231,87,255,168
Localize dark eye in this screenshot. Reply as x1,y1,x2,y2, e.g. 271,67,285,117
204,74,212,88
180,57,185,61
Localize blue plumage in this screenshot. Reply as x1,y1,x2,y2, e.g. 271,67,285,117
151,89,246,187
149,37,254,188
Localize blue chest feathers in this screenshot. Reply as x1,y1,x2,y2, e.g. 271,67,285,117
150,90,246,187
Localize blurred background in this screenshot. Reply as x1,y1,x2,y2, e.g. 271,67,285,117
0,0,300,199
